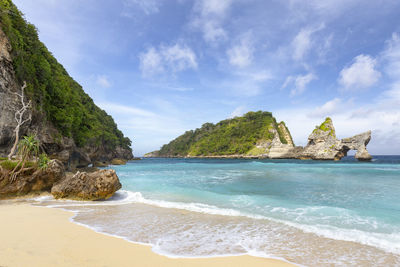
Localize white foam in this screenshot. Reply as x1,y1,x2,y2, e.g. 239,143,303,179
34,189,400,256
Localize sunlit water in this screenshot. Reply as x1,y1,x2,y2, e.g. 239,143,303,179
34,156,400,266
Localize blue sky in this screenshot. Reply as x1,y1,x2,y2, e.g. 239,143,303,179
14,0,400,155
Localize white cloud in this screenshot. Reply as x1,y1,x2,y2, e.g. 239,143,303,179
98,101,192,156
277,32,400,154
229,70,271,96
96,75,111,88
379,33,400,107
308,98,342,117
200,0,232,16
162,44,198,72
139,47,164,77
283,73,317,96
382,33,400,78
230,106,246,118
98,102,156,117
191,0,233,45
288,0,362,18
227,34,254,68
139,43,197,77
292,24,325,61
338,54,381,90
123,0,160,15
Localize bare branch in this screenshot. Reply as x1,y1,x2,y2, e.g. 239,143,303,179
8,81,32,160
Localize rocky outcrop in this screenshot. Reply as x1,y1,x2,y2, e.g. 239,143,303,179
262,128,296,158
143,151,160,158
299,118,372,161
341,131,372,161
0,28,132,169
145,117,372,161
0,159,65,198
51,169,122,200
110,158,127,165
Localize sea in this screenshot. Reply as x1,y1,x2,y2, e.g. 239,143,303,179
33,156,400,266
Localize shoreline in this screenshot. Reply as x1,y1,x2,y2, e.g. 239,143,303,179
0,202,294,267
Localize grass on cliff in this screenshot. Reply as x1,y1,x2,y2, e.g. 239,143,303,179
313,117,336,137
158,111,284,156
0,160,35,170
0,0,131,151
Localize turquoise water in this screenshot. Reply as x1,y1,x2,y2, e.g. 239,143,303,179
36,156,400,266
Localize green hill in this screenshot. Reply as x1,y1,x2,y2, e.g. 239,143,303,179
0,0,131,152
149,111,293,157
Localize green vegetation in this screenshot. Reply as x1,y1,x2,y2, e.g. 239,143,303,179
246,146,267,156
38,153,49,170
8,134,39,180
276,122,288,144
0,159,35,171
0,0,131,150
0,157,7,161
158,111,290,157
313,117,336,137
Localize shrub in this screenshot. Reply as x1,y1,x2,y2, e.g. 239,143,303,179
38,153,50,170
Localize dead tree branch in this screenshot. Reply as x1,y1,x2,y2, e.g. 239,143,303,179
7,81,31,160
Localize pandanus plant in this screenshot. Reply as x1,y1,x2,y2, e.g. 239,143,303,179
9,134,39,182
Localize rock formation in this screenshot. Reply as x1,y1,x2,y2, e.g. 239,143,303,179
299,118,372,161
257,118,372,161
145,117,372,161
51,169,122,200
0,159,65,198
341,131,372,161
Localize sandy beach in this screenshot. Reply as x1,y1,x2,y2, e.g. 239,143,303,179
0,203,294,267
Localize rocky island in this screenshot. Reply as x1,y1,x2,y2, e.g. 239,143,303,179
144,112,372,161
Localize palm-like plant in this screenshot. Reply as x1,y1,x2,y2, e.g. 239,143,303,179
10,135,39,182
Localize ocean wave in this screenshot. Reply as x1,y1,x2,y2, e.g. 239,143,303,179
32,190,400,255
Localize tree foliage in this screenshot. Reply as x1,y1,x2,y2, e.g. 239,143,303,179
158,111,289,156
0,0,131,150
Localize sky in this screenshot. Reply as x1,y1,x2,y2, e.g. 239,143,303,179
13,0,400,156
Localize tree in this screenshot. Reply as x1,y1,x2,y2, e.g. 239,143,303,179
9,134,39,182
7,81,31,160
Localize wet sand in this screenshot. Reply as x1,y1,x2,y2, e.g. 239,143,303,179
0,203,294,267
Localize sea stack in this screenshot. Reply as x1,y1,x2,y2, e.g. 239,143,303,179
300,118,372,161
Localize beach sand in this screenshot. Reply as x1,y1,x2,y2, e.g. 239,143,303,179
0,203,294,267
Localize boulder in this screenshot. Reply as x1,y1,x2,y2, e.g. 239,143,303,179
0,159,65,199
111,158,127,165
51,169,121,200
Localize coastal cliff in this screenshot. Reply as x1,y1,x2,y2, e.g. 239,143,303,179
0,1,133,168
145,113,372,161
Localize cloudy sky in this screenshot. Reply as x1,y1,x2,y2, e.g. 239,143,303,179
14,0,400,155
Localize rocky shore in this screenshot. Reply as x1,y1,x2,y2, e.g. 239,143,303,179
0,159,122,200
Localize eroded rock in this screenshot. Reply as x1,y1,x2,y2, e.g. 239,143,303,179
0,159,65,198
299,118,372,161
51,169,121,200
